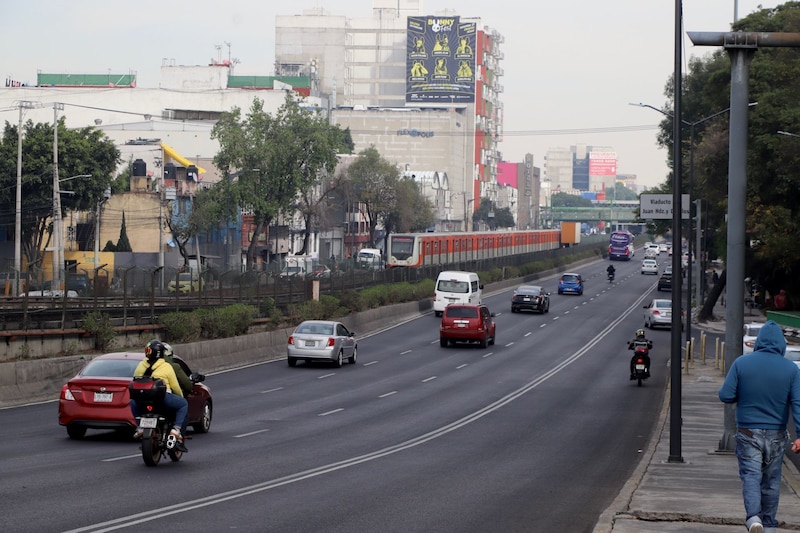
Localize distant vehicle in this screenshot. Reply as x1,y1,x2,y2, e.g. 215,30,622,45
439,303,496,348
167,272,204,293
644,246,659,259
510,285,550,314
657,273,672,292
641,259,659,275
280,255,317,278
23,289,79,298
558,272,584,295
287,320,357,367
310,265,332,279
608,230,635,261
433,271,483,317
785,345,800,369
644,298,678,329
58,351,212,440
356,248,384,270
742,322,765,354
42,274,91,295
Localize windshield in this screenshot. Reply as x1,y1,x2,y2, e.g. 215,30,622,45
390,236,414,260
82,359,140,378
437,280,469,293
445,307,479,318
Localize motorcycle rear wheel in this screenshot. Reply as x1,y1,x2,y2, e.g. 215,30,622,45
142,428,162,467
637,378,643,387
168,449,183,462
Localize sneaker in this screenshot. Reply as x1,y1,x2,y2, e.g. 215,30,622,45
169,427,183,442
749,522,764,533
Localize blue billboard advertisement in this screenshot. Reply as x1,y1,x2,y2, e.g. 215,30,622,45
406,16,476,105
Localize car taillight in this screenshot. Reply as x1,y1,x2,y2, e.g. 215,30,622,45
652,310,660,315
327,338,335,347
61,385,75,401
288,335,294,345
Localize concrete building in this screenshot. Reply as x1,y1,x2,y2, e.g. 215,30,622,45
544,144,617,195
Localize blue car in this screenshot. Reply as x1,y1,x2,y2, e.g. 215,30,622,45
557,272,584,295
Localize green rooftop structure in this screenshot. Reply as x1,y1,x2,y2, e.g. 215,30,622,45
37,72,137,87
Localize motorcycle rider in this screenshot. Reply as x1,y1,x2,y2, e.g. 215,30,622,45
130,340,189,451
607,264,616,280
628,329,653,380
162,342,194,438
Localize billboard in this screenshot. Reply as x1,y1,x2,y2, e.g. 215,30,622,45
406,16,476,104
589,151,617,176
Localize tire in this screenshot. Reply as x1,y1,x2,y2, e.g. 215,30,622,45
287,357,297,367
168,448,183,462
348,346,358,365
192,400,212,433
637,378,643,387
440,336,448,348
435,311,442,317
511,307,517,313
66,425,86,440
141,428,161,467
335,350,343,368
558,289,563,295
489,332,495,346
479,335,488,349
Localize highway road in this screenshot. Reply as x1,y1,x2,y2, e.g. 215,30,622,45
0,256,676,533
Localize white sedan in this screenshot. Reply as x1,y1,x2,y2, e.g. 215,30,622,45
641,259,659,275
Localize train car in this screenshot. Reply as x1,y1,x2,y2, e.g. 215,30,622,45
386,229,561,268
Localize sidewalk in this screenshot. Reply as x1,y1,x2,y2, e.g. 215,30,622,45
593,303,800,533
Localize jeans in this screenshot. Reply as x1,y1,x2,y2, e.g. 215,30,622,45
130,392,188,434
735,428,789,528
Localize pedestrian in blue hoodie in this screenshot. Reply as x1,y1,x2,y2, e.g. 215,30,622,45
719,321,800,533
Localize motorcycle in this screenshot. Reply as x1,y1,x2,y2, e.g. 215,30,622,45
608,271,615,283
129,373,204,466
628,341,652,387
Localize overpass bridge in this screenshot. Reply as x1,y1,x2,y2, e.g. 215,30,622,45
548,202,639,224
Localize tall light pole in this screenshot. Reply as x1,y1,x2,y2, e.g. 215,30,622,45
15,101,39,295
53,103,64,290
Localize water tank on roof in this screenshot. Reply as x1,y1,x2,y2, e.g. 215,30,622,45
132,159,147,177
164,163,176,180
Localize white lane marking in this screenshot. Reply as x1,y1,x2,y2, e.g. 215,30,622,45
456,364,468,370
379,391,397,398
422,376,437,383
318,408,343,416
102,454,140,462
564,311,570,315
539,324,547,328
524,332,532,337
260,387,283,394
234,429,270,438
553,316,560,320
430,340,439,344
482,352,493,358
504,342,514,347
400,350,412,355
364,361,378,366
318,373,336,380
574,306,579,309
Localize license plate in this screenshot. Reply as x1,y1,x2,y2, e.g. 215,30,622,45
523,297,531,301
94,392,113,403
305,340,315,347
458,323,467,328
139,417,158,429
635,364,646,370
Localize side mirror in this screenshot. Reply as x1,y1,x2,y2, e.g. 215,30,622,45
190,372,206,383
349,332,356,337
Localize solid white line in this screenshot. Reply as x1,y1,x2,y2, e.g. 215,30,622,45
456,364,468,370
318,408,343,416
318,373,336,379
260,387,283,394
378,391,397,398
364,361,378,366
234,429,270,438
422,376,437,383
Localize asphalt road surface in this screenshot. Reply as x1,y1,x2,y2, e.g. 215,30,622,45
0,257,674,533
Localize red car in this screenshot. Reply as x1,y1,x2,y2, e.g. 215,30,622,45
439,303,496,348
58,351,213,440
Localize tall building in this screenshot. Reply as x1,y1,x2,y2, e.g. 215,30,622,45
275,0,505,230
544,144,617,195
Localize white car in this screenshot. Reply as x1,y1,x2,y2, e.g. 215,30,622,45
659,243,668,253
786,345,800,370
742,322,764,354
641,259,659,275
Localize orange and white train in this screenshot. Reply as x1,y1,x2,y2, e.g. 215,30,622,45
386,229,562,268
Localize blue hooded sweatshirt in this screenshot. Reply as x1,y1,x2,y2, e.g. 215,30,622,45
719,321,800,432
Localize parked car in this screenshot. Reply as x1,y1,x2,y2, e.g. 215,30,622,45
287,320,357,367
310,265,332,279
511,285,550,314
42,274,91,295
439,303,496,348
644,298,682,329
743,322,765,354
557,272,584,295
167,272,204,293
641,259,659,275
785,344,800,369
657,273,672,292
58,351,212,440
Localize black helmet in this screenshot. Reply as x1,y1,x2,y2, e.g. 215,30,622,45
145,340,164,362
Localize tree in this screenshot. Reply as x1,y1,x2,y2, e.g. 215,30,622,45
345,146,400,247
550,192,593,208
211,94,349,269
115,212,132,252
0,117,120,270
382,177,435,240
472,198,514,229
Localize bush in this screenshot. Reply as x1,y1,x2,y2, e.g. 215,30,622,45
161,311,202,343
82,311,116,351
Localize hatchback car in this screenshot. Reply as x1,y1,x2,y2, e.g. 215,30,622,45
644,298,680,329
440,303,496,348
287,320,357,367
657,273,672,292
743,322,765,354
641,259,659,275
510,285,550,314
58,351,213,440
557,273,584,295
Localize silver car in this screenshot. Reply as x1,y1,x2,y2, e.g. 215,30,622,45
644,298,676,329
287,320,357,367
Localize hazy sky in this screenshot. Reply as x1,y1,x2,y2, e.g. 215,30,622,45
0,0,781,190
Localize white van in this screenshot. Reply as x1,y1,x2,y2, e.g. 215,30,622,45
356,248,383,270
433,271,483,316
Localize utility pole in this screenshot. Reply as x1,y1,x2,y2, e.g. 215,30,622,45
15,101,38,296
53,103,64,291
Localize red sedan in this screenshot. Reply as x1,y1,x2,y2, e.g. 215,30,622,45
58,351,213,439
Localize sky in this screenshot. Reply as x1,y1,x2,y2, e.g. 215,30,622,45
0,0,783,191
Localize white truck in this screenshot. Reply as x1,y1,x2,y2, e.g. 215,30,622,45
356,248,383,270
280,255,317,278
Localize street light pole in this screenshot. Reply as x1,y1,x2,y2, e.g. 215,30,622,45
53,103,64,291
